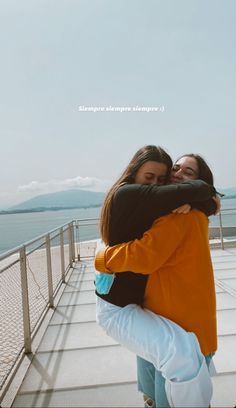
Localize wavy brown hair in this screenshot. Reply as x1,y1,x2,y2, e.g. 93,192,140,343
100,145,173,244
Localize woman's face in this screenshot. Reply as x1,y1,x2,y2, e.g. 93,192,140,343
171,156,199,183
134,161,168,185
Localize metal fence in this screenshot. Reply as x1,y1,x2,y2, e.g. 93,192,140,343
209,208,236,249
0,218,99,402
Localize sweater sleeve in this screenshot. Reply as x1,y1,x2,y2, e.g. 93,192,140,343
191,198,217,216
115,181,216,220
95,215,183,274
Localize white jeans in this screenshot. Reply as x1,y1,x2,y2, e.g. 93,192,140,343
96,297,213,407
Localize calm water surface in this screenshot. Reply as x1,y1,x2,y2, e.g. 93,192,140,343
0,207,100,254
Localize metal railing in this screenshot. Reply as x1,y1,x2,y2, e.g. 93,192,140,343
209,207,236,249
0,218,99,402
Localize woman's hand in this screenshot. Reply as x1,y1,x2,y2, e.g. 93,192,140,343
172,204,191,214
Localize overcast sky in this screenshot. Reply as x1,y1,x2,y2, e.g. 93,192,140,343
0,0,235,208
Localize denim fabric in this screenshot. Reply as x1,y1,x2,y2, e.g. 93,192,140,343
137,353,214,408
137,357,168,408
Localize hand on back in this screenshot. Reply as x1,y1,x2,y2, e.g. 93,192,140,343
172,204,191,214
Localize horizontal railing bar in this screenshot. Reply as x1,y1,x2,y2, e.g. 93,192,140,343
75,222,97,227
220,207,236,212
24,233,73,255
0,221,73,261
73,218,99,224
0,258,20,274
26,240,47,257
26,230,65,257
73,218,99,221
75,224,99,228
50,231,63,240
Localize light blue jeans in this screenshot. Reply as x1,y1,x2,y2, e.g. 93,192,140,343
137,353,214,408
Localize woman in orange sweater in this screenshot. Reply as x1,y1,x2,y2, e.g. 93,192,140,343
95,147,219,407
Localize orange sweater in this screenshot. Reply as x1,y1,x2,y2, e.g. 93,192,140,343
95,210,217,355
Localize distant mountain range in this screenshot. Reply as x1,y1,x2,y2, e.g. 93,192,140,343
0,185,235,215
0,189,105,214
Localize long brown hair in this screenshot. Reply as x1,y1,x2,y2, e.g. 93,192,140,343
100,145,172,244
175,154,214,185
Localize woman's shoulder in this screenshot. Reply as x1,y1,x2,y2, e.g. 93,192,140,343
114,183,159,200
113,183,140,204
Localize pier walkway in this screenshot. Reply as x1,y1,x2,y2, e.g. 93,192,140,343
2,244,236,407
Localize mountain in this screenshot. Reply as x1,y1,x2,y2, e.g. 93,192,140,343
3,185,236,214
10,189,105,211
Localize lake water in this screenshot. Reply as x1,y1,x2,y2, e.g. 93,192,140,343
209,197,236,228
0,198,236,255
0,207,100,254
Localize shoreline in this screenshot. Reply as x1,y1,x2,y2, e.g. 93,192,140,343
0,205,102,215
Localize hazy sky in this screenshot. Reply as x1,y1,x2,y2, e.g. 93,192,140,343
1,0,236,208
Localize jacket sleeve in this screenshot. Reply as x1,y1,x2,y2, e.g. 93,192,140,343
95,215,183,274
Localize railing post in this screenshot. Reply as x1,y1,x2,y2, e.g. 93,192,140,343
72,222,75,261
68,223,74,267
46,234,54,307
218,211,225,250
19,246,32,354
60,227,65,283
76,220,81,261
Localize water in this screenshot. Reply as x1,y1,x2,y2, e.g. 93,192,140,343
0,207,100,254
0,198,236,255
209,197,236,227
219,197,236,210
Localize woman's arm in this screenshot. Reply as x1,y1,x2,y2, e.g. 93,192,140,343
114,181,216,221
95,214,183,275
191,198,217,217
